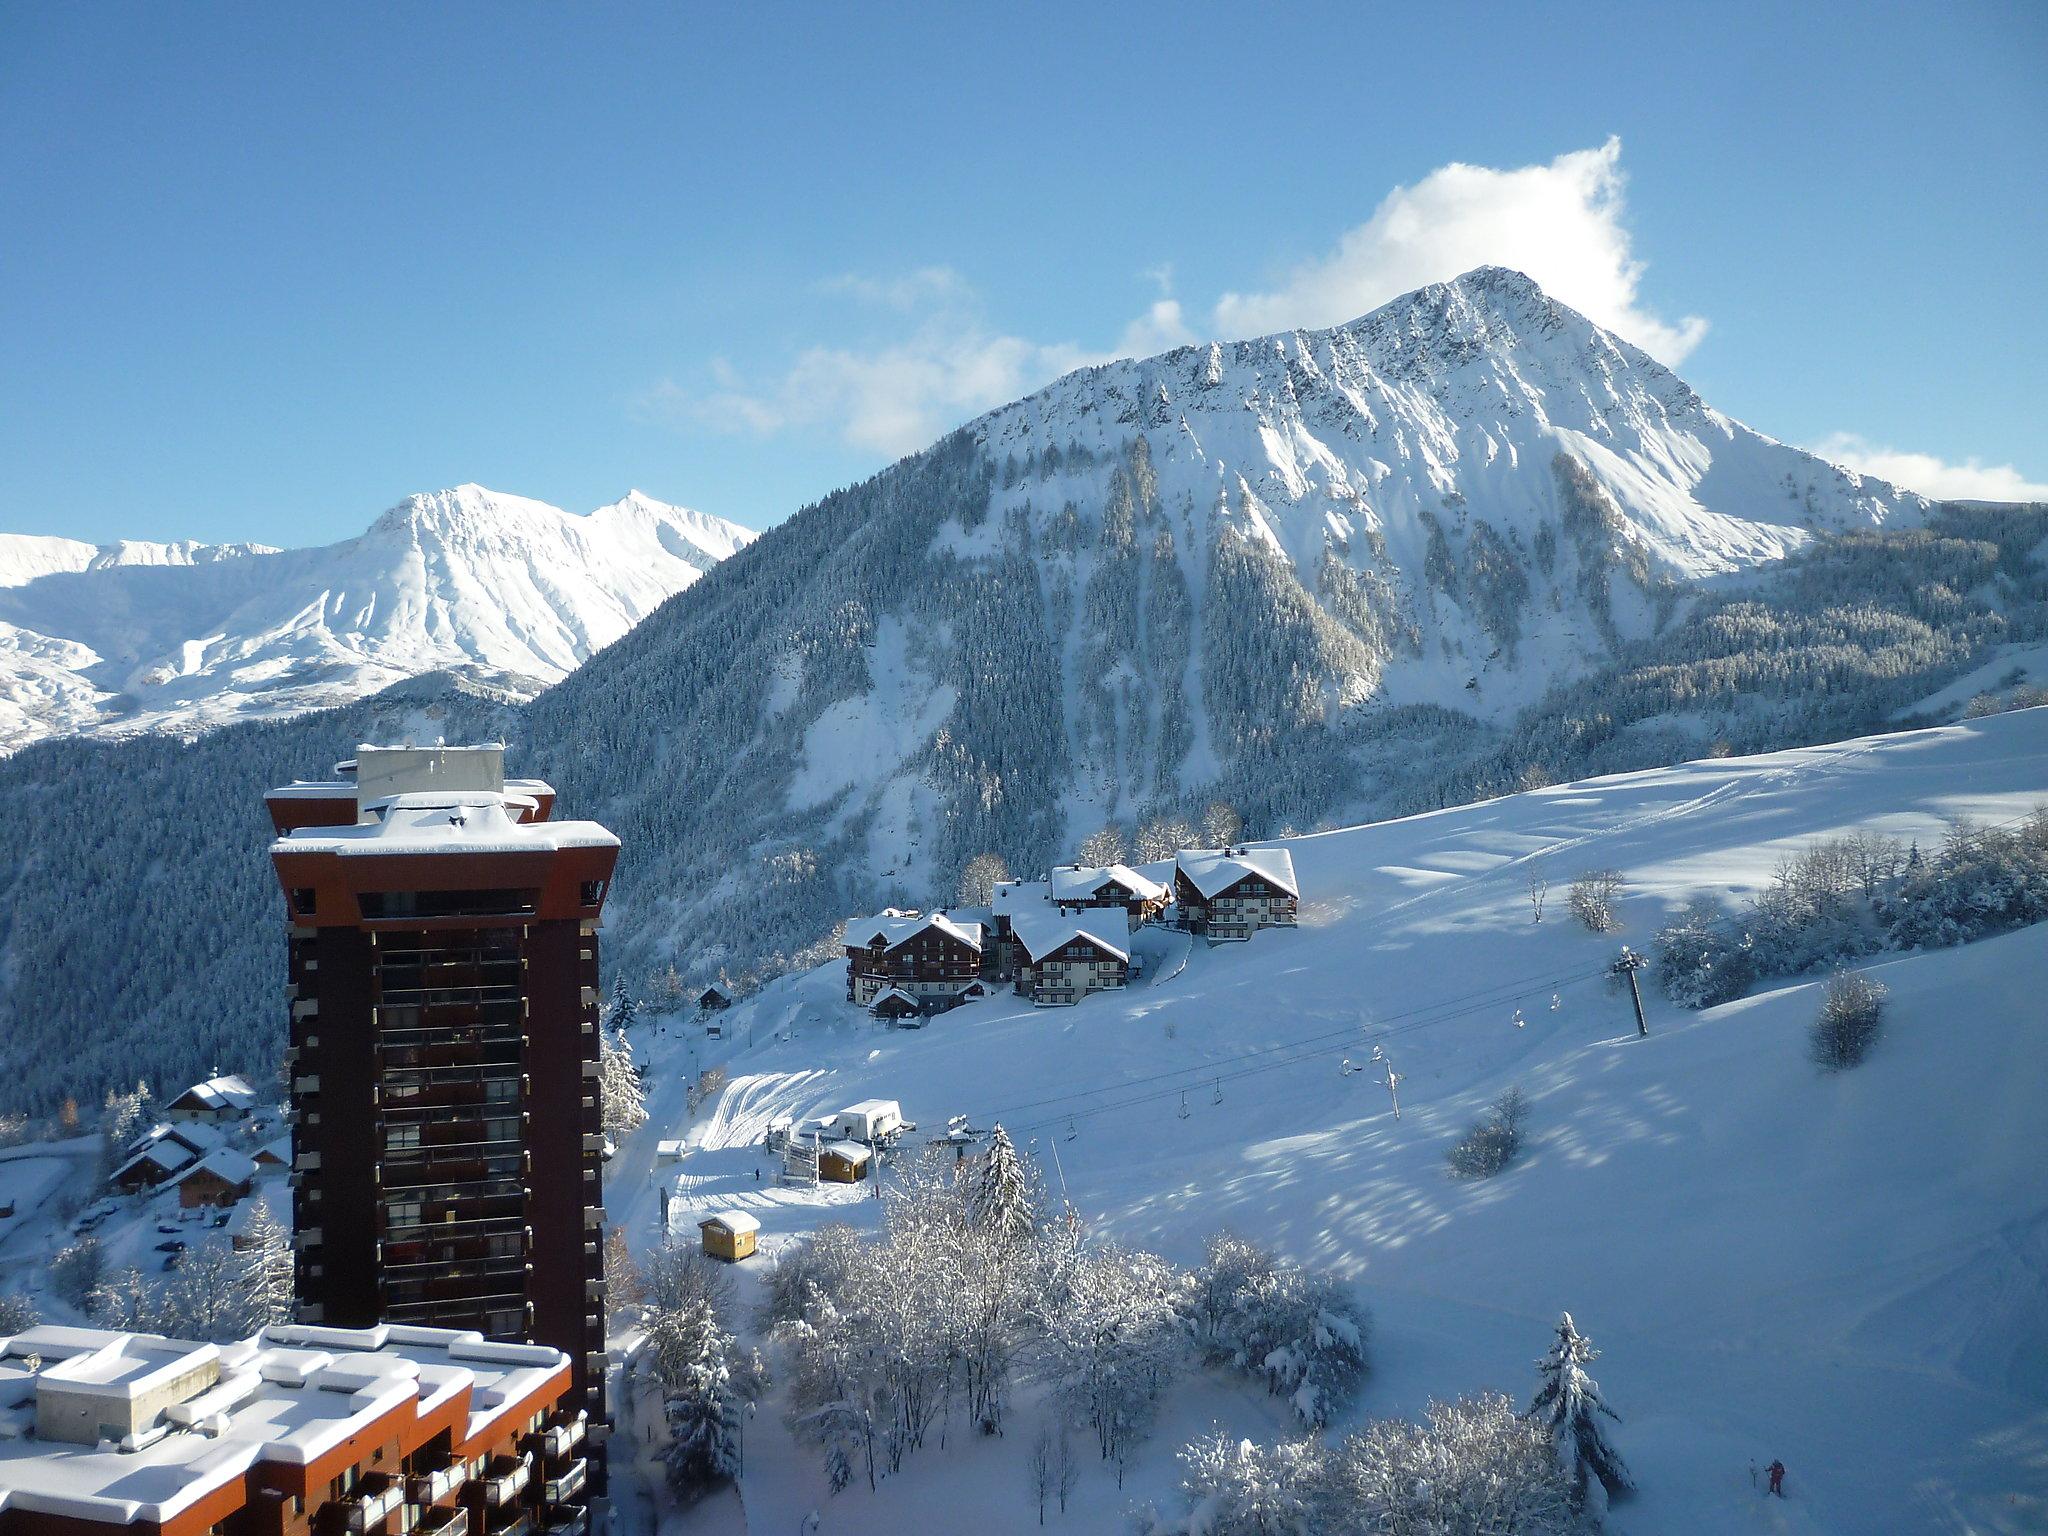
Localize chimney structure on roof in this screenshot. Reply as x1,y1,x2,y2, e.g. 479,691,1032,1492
266,744,617,1485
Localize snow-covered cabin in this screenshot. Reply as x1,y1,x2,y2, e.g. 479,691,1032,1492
1173,847,1300,941
818,1140,873,1183
843,909,984,1011
696,984,731,1012
1048,863,1172,929
163,1073,258,1125
174,1147,257,1209
107,1122,222,1192
251,1135,291,1171
699,1210,759,1262
1008,909,1132,1007
869,985,922,1022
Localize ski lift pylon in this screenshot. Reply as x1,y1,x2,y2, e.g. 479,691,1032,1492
1177,1088,1190,1120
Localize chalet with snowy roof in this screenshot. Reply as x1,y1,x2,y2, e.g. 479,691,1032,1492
107,1123,223,1193
1008,909,1131,1007
844,909,984,1012
1047,863,1172,929
252,1135,292,1170
1174,846,1300,941
174,1147,257,1209
163,1073,258,1125
696,984,731,1012
869,986,922,1021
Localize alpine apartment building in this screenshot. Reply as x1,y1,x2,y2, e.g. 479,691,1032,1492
265,746,618,1443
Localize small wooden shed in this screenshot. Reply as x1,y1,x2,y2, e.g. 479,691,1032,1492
699,1210,760,1262
819,1140,873,1183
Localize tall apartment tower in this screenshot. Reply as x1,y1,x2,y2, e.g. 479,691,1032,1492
266,745,618,1434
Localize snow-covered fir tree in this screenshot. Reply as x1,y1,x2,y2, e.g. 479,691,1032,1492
598,1025,647,1137
1529,1311,1633,1514
237,1198,294,1327
608,974,638,1033
973,1124,1035,1246
641,1247,764,1499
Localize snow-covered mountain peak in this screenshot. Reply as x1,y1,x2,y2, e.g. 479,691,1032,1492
0,486,753,752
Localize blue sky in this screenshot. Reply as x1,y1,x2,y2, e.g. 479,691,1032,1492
2,1,2042,546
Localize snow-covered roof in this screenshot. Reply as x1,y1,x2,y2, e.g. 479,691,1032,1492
176,1148,257,1189
699,1211,760,1236
1175,846,1300,900
122,1119,222,1163
844,909,983,954
253,1136,292,1166
1048,863,1168,904
0,1322,569,1525
167,1075,257,1115
869,986,920,1012
1008,908,1131,963
840,1099,901,1120
111,1140,199,1183
272,792,617,858
821,1140,873,1163
991,880,1050,915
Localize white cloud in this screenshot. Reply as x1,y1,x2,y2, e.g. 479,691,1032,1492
1811,433,2048,502
1212,137,1705,364
656,138,1719,456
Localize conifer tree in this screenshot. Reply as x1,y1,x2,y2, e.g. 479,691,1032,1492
974,1124,1035,1245
599,1025,647,1137
237,1198,294,1327
1529,1312,1633,1511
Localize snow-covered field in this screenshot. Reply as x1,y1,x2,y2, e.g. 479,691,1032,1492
609,707,2048,1535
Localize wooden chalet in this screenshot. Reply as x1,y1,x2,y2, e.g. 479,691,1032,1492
1173,846,1300,941
174,1147,256,1209
1047,863,1172,929
163,1073,257,1125
696,984,731,1013
818,1140,873,1183
1009,910,1131,1007
843,909,984,1012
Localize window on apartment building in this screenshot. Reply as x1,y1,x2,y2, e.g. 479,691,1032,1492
292,888,317,916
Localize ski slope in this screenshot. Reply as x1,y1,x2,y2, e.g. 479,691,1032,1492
617,708,2048,1536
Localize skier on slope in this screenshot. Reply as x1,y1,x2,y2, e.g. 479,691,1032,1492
1767,1459,1786,1497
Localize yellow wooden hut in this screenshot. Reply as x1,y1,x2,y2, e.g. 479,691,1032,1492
699,1210,760,1262
818,1140,873,1183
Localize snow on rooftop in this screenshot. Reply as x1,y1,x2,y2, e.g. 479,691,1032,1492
0,1323,569,1524
845,909,983,953
169,1075,257,1113
273,793,616,858
1048,863,1168,903
1175,845,1300,900
701,1210,760,1235
821,1140,873,1163
1007,908,1131,963
176,1147,257,1188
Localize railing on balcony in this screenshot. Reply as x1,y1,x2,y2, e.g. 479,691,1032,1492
540,1458,586,1504
470,1456,531,1508
339,1473,406,1532
536,1506,587,1536
533,1411,586,1464
406,1459,466,1506
481,1513,530,1536
415,1508,469,1536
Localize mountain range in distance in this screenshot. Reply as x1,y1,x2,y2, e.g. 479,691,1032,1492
0,485,755,753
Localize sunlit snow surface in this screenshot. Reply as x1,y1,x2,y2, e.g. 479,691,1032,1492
609,709,2046,1536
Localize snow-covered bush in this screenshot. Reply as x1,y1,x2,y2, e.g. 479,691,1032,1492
1810,971,1888,1070
1446,1087,1528,1181
1651,896,1755,1008
1568,870,1623,933
1152,1394,1573,1536
1529,1312,1632,1516
1188,1234,1370,1428
1038,1233,1189,1481
640,1246,764,1500
48,1237,103,1308
1880,814,2048,949
89,1222,291,1342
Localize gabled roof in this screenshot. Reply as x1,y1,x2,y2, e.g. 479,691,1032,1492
869,986,920,1013
110,1139,198,1184
1009,908,1131,964
125,1120,223,1162
700,1210,759,1236
1175,846,1300,900
1048,863,1168,904
177,1148,257,1189
167,1075,258,1115
845,909,983,954
821,1140,872,1164
253,1136,292,1167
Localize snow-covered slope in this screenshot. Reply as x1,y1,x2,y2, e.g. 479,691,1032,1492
634,707,2048,1536
0,486,752,751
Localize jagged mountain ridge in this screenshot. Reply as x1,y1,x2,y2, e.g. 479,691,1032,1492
3,267,2037,1115
0,485,754,751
